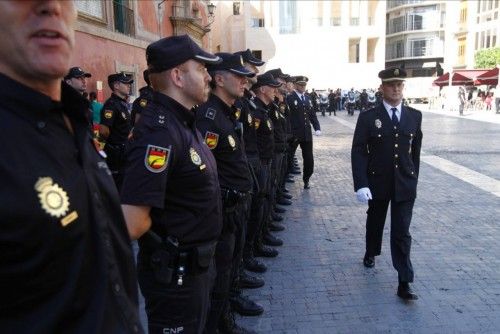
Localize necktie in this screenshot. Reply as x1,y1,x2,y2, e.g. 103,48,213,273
301,95,305,103
391,107,399,126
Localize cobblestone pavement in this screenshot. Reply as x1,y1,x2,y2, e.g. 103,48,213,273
237,109,500,333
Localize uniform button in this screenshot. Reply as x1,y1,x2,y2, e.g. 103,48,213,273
411,171,414,175
395,133,399,137
114,283,121,293
394,126,397,130
371,171,375,175
377,134,381,137
394,154,398,158
395,164,399,168
395,144,398,148
37,121,46,129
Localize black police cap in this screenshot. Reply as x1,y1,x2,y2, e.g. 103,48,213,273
146,34,221,73
252,72,282,90
108,72,134,88
294,76,309,85
64,67,91,80
265,68,290,80
378,67,407,82
234,49,265,66
206,53,255,77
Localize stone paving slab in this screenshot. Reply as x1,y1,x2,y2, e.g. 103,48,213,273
237,112,500,333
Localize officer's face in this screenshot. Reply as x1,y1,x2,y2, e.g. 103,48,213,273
178,60,212,106
66,76,87,94
0,1,76,83
286,82,294,93
381,81,404,105
219,72,247,99
295,83,306,93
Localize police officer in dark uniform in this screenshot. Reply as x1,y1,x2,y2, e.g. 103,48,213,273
131,69,153,126
233,49,271,274
351,67,423,301
120,35,223,334
0,2,142,333
286,76,321,189
99,72,134,188
251,73,283,258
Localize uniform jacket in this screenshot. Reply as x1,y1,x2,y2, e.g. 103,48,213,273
286,91,320,142
351,104,423,202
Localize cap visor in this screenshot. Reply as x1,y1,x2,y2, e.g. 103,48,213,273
381,78,405,82
229,67,256,78
248,59,265,66
195,50,222,65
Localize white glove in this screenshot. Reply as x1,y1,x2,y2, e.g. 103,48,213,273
356,187,372,203
314,130,321,136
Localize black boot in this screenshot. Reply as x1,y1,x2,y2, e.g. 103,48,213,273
243,256,267,273
268,222,285,232
271,211,283,222
229,294,264,316
239,271,265,289
254,244,278,258
219,310,257,334
263,232,283,246
397,282,418,300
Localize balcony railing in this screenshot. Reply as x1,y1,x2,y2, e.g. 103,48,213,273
113,0,135,37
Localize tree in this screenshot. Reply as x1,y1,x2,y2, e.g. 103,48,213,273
474,48,500,68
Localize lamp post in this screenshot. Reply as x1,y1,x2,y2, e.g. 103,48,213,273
205,2,216,28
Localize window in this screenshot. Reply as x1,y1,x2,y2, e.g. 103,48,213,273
330,1,341,26
279,1,298,34
330,17,341,26
396,40,405,58
348,38,360,63
349,0,360,26
113,0,135,36
250,18,265,27
409,39,432,57
389,16,405,34
233,2,240,15
75,0,105,19
350,17,359,26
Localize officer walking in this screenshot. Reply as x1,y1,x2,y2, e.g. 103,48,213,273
286,76,321,189
351,67,423,300
99,72,134,188
0,1,142,333
120,35,223,334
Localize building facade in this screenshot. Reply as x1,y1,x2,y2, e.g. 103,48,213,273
73,0,214,101
211,0,387,90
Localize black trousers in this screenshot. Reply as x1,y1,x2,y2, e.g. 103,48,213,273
290,140,314,182
138,261,216,334
244,159,263,259
254,160,272,249
365,199,415,283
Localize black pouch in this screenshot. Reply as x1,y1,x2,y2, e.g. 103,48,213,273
150,249,174,284
195,242,217,270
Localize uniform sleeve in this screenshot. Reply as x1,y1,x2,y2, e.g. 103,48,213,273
120,123,175,209
412,112,423,177
100,100,116,127
351,113,370,191
308,102,321,131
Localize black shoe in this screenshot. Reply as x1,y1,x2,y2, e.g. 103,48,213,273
239,271,265,289
285,177,295,183
304,181,310,189
230,295,264,316
263,232,283,246
271,212,283,222
274,206,286,213
397,283,419,300
281,193,293,199
290,168,301,175
219,311,257,334
363,254,375,268
244,257,267,273
268,222,285,232
254,245,278,258
276,198,292,206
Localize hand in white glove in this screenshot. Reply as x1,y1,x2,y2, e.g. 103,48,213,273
314,130,321,136
356,187,372,203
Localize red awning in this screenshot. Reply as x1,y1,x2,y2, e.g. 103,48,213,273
433,72,474,86
474,67,499,85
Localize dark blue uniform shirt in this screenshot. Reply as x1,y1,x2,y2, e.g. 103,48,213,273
235,92,259,160
195,94,252,192
100,93,132,145
121,92,222,250
0,73,142,334
253,96,275,160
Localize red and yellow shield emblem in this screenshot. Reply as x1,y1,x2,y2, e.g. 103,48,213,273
204,131,219,150
144,145,170,173
254,118,261,130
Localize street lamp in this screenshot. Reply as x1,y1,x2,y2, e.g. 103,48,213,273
205,2,216,27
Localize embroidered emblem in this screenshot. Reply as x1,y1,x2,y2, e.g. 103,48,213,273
247,113,252,125
254,118,261,129
228,135,236,149
375,119,382,128
139,99,147,108
190,147,202,165
204,131,219,150
104,110,113,119
144,145,170,173
294,100,298,106
93,138,107,159
35,177,70,218
267,119,272,130
205,108,216,120
234,108,241,120
280,104,286,112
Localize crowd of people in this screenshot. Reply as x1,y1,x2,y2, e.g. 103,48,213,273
1,2,424,334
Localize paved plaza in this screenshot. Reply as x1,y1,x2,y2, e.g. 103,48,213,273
236,108,500,333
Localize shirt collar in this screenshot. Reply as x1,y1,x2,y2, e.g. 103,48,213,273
153,91,195,127
294,90,304,99
209,93,236,119
382,100,402,114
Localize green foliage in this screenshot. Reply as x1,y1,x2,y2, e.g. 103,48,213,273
474,48,500,69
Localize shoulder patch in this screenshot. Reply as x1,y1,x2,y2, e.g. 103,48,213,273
205,108,217,120
204,131,219,150
254,118,261,129
104,110,113,119
234,108,241,120
139,99,147,108
144,145,170,173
